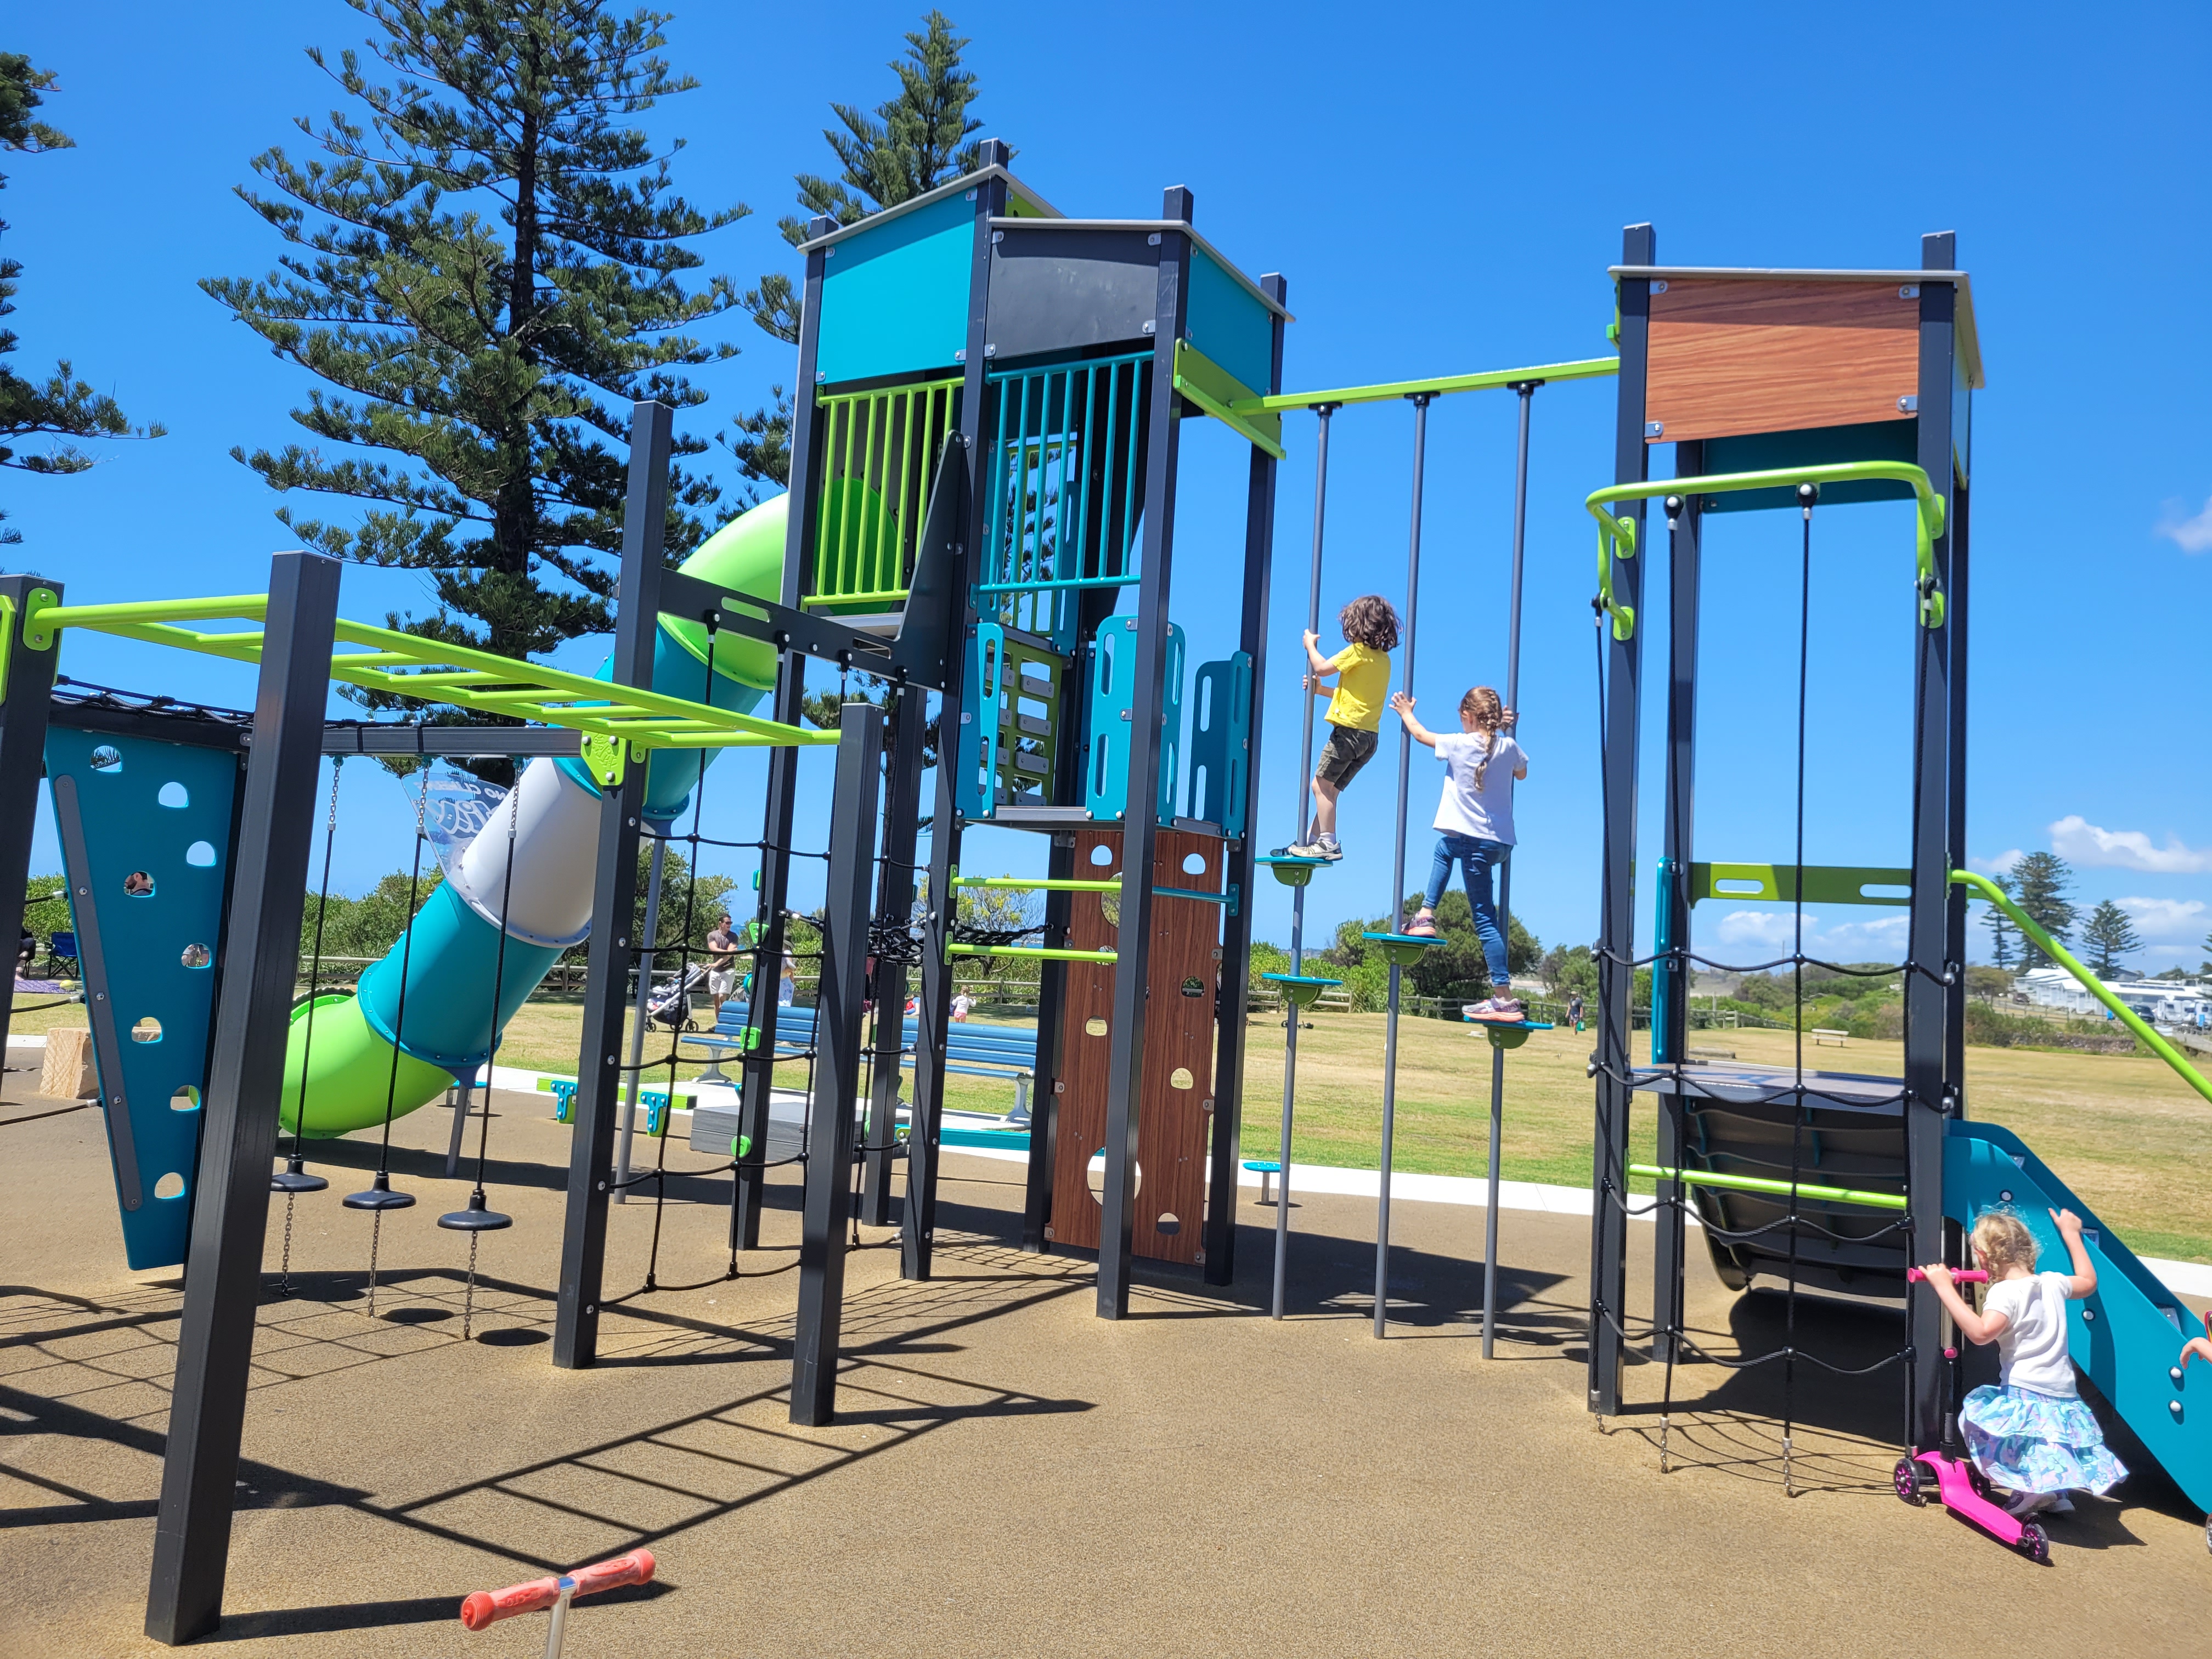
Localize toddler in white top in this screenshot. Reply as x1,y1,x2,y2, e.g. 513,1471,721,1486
1919,1208,2126,1517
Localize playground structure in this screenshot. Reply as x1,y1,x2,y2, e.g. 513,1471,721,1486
4,157,2211,1651
1583,226,2211,1531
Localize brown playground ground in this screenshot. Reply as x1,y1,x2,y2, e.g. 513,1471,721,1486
2,1068,2207,1658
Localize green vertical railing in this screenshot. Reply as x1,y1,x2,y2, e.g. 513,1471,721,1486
808,375,961,612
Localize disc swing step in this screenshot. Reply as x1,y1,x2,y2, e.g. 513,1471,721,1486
1360,929,1448,969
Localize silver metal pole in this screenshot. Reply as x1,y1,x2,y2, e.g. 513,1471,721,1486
613,832,669,1204
1273,405,1335,1321
1483,383,1535,1358
1374,394,1430,1340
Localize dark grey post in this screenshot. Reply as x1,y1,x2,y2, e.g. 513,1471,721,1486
905,141,1008,1280
1587,223,1655,1418
790,704,884,1424
144,551,340,1645
552,400,670,1369
1203,270,1286,1288
860,681,925,1224
1271,404,1333,1321
1647,438,1704,1364
1904,233,1960,1449
0,572,64,1041
614,833,668,1204
734,215,834,1252
1372,393,1432,1340
1096,184,1193,1321
1482,383,1539,1359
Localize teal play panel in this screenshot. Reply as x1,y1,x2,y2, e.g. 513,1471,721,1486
1185,245,1278,402
1084,614,1183,825
1944,1121,2211,1515
1186,651,1251,836
814,188,976,386
44,726,240,1271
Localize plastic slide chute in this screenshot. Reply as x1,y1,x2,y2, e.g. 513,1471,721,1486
282,497,791,1136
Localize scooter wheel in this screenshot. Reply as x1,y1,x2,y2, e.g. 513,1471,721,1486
2017,1522,2050,1564
1893,1457,1929,1506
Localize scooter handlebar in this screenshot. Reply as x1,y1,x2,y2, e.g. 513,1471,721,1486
460,1549,655,1631
1905,1266,1989,1284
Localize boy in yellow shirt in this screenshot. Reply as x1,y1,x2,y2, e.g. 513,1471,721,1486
1286,595,1400,861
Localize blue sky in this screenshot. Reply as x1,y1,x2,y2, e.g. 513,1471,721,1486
7,1,2209,973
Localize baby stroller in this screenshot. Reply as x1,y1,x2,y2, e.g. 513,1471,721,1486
647,962,708,1032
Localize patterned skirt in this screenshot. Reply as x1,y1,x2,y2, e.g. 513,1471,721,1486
1961,1383,2128,1495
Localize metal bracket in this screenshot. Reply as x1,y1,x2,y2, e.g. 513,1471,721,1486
580,733,628,786
1897,394,1919,413
0,594,11,703
19,586,61,652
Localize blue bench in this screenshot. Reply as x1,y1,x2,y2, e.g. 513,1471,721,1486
1243,1159,1284,1205
680,1002,1040,1116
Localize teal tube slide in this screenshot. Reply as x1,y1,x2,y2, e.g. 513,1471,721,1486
1944,1120,2211,1515
284,497,791,1136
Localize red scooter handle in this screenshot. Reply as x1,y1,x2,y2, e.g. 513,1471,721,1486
460,1549,655,1631
1906,1267,1990,1284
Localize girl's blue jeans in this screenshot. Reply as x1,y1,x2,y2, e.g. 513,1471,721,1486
1424,833,1510,984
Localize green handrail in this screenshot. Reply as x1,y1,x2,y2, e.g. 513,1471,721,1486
945,944,1116,964
1953,870,2212,1107
1629,1164,1907,1211
1231,355,1619,415
953,873,1121,894
1582,461,1946,641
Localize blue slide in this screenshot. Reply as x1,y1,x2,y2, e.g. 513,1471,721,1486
1945,1120,2210,1517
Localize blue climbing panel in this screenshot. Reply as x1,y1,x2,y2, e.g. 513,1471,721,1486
43,727,241,1271
956,623,1008,822
1186,652,1252,836
1083,614,1184,825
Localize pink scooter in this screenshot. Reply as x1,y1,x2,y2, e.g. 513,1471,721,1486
1892,1267,2050,1563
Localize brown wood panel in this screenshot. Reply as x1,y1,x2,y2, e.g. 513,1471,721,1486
1646,279,1919,445
1045,827,1222,1265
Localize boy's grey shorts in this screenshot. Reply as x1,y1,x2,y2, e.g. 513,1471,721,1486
1315,723,1379,787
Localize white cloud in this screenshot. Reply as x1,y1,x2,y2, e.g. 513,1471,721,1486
1706,909,1907,964
1714,910,1797,947
2049,815,2212,874
2116,896,2208,943
1822,914,1910,949
1971,849,2024,875
2155,494,2212,555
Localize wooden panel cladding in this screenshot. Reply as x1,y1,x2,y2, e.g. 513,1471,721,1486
1047,828,1222,1265
1645,279,1920,445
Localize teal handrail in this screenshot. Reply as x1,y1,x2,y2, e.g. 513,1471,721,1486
1953,868,2212,1107
1583,461,1946,641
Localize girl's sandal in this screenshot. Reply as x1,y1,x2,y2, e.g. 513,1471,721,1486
1403,916,1439,938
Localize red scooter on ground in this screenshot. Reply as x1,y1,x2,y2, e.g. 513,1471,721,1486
1892,1267,2050,1563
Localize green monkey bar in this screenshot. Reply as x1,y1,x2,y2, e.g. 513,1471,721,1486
1582,461,1947,641
1954,870,2212,1108
1630,1165,1908,1212
14,591,832,754
1229,354,1621,415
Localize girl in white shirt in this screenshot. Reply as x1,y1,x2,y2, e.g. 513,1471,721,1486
1920,1208,2126,1518
1387,686,1527,1021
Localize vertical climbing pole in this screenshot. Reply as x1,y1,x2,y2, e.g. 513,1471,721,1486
906,139,1009,1282
1372,392,1431,1340
1268,402,1331,1321
144,551,340,1646
1481,382,1540,1359
1646,438,1703,1363
1904,230,1962,1451
1097,184,1194,1321
0,571,65,1042
791,704,885,1425
860,682,926,1226
554,400,668,1369
1587,224,1655,1416
1201,270,1287,1289
736,216,837,1253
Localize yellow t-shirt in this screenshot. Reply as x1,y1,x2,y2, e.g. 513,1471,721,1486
1325,642,1391,731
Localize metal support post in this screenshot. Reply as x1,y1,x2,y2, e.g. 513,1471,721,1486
861,682,924,1226
1022,826,1077,1250
790,704,884,1424
615,833,669,1205
735,215,837,1254
144,551,340,1645
0,572,64,1043
1483,383,1538,1359
905,140,1007,1280
552,401,670,1369
1587,224,1655,1417
1204,270,1286,1289
1373,393,1431,1340
1647,439,1703,1363
1096,184,1192,1321
1903,233,1961,1450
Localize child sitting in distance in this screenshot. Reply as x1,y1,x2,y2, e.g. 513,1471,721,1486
1286,595,1400,861
1390,685,1527,1022
1919,1208,2126,1518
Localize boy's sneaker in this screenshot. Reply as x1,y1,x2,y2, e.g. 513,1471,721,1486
1284,837,1329,859
1316,835,1344,862
1464,994,1526,1024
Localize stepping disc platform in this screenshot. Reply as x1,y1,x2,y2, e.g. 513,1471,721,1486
1257,854,1327,888
1260,971,1342,1009
1472,1018,1554,1051
1361,930,1448,969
